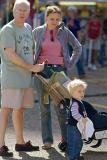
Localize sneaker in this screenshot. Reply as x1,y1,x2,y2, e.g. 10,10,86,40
15,141,39,152
0,145,13,157
88,64,93,70
92,64,97,71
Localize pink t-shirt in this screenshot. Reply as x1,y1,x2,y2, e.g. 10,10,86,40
38,28,64,65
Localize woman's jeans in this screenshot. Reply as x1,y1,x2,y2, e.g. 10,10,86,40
67,125,83,160
34,65,67,144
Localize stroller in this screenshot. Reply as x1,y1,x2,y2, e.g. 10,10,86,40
36,71,107,150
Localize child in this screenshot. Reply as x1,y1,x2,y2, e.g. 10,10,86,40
66,79,89,160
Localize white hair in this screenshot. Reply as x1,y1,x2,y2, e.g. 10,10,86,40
13,0,30,13
67,79,87,95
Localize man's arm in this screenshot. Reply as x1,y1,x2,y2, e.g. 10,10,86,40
4,48,44,73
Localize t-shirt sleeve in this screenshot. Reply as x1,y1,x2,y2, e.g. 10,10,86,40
1,26,15,51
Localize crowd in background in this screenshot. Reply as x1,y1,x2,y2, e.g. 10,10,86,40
0,0,107,78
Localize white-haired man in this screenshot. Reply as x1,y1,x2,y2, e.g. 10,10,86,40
0,0,44,157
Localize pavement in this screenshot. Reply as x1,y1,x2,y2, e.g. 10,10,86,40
1,65,107,160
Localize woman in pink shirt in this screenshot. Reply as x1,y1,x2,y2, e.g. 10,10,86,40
33,6,82,150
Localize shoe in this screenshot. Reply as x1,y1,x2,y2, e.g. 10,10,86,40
78,155,84,160
42,143,52,150
88,64,93,70
58,141,67,152
79,74,86,79
15,141,39,152
0,145,13,157
91,64,97,71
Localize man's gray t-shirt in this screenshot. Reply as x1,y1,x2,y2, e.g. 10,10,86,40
0,20,34,89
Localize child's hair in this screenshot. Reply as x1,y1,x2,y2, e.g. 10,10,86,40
67,79,87,95
45,5,62,17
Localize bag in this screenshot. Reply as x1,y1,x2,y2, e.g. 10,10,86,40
77,117,95,140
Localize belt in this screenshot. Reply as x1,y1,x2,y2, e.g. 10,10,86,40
46,64,61,67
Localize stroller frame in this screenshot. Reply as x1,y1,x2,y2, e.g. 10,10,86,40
35,72,107,148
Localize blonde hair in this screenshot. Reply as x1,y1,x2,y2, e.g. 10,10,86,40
13,0,30,13
67,79,87,96
45,5,62,17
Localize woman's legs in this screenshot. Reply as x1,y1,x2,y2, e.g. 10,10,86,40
34,77,53,144
55,104,67,142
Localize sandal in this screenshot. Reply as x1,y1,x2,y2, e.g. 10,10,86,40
42,143,52,150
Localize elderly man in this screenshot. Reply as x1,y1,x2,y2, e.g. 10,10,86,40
0,0,44,157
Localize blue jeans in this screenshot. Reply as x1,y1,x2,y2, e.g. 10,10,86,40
67,125,83,160
34,65,67,144
98,43,105,66
68,45,85,76
76,59,85,76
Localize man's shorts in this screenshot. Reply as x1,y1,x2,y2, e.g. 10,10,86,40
1,88,34,109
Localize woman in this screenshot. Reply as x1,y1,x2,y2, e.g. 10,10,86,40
33,6,82,150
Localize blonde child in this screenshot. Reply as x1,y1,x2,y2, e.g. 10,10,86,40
66,79,88,160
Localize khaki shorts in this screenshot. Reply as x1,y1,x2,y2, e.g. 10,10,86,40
1,88,34,109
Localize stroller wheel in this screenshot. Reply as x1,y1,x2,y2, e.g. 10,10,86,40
84,138,93,144
91,139,102,148
58,142,67,152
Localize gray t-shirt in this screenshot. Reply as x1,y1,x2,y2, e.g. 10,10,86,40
0,20,34,89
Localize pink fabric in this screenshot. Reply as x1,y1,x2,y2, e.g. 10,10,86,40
38,29,64,65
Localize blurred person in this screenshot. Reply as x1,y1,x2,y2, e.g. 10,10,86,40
33,5,82,149
26,0,37,27
65,6,86,79
0,0,44,157
87,13,103,70
38,1,60,26
0,9,4,28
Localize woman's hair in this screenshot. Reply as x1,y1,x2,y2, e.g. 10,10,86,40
45,5,62,17
67,79,87,95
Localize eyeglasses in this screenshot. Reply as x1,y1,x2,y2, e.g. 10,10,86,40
50,30,54,41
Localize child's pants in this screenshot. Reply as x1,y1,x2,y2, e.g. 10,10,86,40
67,125,83,160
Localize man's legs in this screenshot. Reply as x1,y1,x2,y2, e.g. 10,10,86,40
12,106,39,152
12,108,25,144
0,108,13,157
0,108,12,147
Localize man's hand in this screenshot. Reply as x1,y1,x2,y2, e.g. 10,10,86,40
30,62,44,73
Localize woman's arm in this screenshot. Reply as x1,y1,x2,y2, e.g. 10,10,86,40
66,28,82,68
